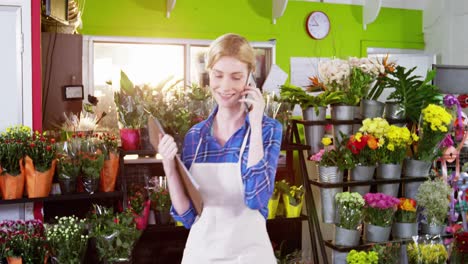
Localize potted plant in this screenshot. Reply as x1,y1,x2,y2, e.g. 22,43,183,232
376,125,414,196
148,178,172,225
89,204,142,263
276,180,304,218
45,216,88,264
280,83,343,154
416,178,452,235
346,118,388,195
97,133,120,192
128,183,151,229
79,137,105,194
24,131,57,198
392,198,418,239
371,242,401,264
334,192,365,247
407,240,448,264
0,125,28,199
267,182,281,219
310,136,353,223
362,192,400,243
386,65,443,123
56,155,80,194
114,70,146,150
346,249,379,264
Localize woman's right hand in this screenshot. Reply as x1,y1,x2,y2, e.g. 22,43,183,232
158,134,178,176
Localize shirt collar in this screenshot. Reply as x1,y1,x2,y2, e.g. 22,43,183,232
200,105,251,137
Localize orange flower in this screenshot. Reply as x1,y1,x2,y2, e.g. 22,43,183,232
366,135,379,150
398,198,416,212
307,76,326,92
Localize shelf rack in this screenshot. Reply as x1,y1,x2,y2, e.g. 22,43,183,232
288,118,429,264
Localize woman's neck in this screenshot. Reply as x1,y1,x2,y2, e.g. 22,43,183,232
213,106,246,146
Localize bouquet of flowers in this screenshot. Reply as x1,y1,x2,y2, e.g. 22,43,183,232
310,136,354,171
412,104,453,162
394,198,417,223
276,180,304,206
312,57,384,106
347,118,388,166
371,242,401,264
416,178,452,226
89,204,142,262
0,125,30,175
335,192,365,230
148,177,172,213
363,193,400,227
46,216,88,264
407,239,448,264
24,131,57,172
377,125,414,164
346,249,379,264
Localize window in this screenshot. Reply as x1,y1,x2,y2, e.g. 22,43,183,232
83,36,275,131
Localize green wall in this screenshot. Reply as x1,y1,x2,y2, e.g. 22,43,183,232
80,0,424,78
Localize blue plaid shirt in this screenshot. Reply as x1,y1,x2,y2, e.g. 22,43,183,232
170,106,283,229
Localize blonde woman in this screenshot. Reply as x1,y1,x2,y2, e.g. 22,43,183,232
158,33,282,263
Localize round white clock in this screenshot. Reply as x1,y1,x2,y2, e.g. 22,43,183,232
306,11,330,40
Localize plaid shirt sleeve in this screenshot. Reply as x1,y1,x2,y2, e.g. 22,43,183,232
242,118,283,213
168,126,200,229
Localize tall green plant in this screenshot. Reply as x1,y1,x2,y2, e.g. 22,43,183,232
386,66,443,123
114,71,146,129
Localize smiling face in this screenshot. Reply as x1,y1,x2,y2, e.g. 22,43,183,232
209,56,249,109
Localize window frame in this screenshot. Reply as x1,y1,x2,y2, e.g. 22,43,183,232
82,35,276,104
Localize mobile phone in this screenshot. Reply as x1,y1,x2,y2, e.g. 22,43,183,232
244,72,256,111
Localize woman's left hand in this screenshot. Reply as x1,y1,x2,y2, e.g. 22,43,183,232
241,85,265,126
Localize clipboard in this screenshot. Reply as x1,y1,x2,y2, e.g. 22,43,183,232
147,117,203,215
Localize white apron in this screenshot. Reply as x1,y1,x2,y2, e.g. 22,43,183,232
181,128,276,264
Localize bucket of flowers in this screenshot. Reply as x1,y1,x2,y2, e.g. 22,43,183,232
0,125,29,199
46,216,88,264
148,177,172,225
346,249,379,264
334,192,365,247
276,180,304,218
392,198,418,239
362,192,400,243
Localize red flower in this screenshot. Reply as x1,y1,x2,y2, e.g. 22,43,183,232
458,94,468,108
30,143,35,148
46,146,52,151
114,217,119,224
50,138,55,144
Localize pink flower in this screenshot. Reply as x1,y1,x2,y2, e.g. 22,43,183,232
310,149,325,162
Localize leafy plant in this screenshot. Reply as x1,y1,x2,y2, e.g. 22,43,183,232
346,249,379,264
0,125,30,175
309,135,354,171
81,154,104,180
276,180,304,206
57,155,81,181
386,66,443,123
24,131,57,172
407,242,448,264
395,198,418,223
89,204,141,262
372,242,400,264
416,178,452,225
364,55,397,101
114,70,146,129
280,84,343,114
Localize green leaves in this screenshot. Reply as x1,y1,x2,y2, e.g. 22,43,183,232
387,66,443,123
279,84,343,113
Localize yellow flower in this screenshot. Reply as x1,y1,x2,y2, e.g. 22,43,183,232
387,143,395,151
411,133,419,142
355,132,363,142
321,137,332,146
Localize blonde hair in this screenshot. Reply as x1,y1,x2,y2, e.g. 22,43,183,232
206,33,256,73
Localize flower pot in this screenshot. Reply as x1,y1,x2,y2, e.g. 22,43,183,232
135,200,151,229
334,225,360,246
156,209,172,225
331,104,355,143
364,223,391,243
350,165,375,196
282,194,304,218
392,222,418,239
100,152,120,192
267,195,280,219
120,128,140,150
0,170,25,200
319,166,344,223
332,250,349,264
385,102,405,127
360,99,385,119
24,156,56,198
376,163,402,197
303,106,326,155
58,178,76,194
7,257,22,264
421,223,445,236
403,159,432,199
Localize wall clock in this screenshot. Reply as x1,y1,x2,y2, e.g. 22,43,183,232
306,11,330,40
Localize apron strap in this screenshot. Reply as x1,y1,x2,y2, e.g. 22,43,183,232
190,136,204,170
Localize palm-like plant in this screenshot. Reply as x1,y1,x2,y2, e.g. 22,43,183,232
280,84,343,115
386,66,443,123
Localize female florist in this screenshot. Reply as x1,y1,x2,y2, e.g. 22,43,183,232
292,56,468,263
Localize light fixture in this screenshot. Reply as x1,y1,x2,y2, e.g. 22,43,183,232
363,0,382,30
272,0,288,24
